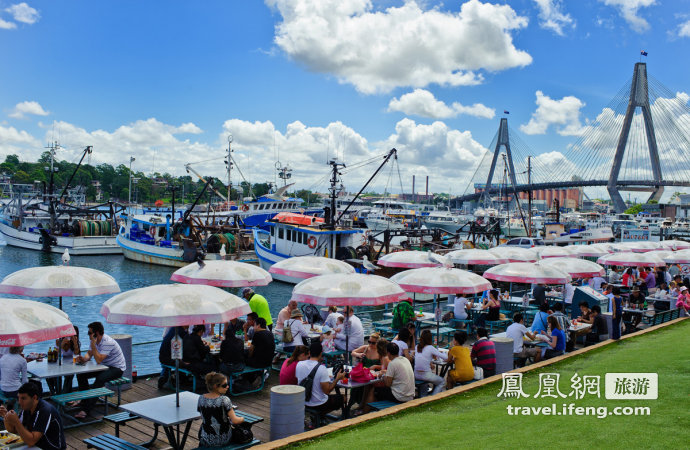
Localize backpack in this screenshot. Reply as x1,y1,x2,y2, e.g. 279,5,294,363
392,301,415,330
282,320,294,343
299,362,321,401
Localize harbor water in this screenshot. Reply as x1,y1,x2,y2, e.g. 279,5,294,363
0,243,294,376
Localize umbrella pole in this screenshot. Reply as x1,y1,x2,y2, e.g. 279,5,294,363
435,295,440,345
58,337,62,366
59,296,63,311
175,328,180,407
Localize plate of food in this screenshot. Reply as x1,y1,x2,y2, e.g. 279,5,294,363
0,430,23,448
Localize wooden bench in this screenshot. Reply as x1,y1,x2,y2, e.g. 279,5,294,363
103,412,139,438
105,377,131,406
84,433,146,450
193,438,261,450
161,364,197,392
229,367,270,396
52,387,114,428
368,400,400,411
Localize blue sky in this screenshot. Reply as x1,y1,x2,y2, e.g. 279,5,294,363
1,0,689,199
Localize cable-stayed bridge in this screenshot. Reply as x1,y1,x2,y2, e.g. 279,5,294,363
453,63,690,212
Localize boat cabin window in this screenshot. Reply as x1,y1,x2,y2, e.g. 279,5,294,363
271,227,275,236
272,203,277,209
278,227,284,239
287,229,292,241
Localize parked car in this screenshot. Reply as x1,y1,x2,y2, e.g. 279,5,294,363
498,237,545,248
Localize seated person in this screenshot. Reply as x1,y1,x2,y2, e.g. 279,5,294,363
324,306,343,329
475,289,500,327
530,303,551,334
224,317,246,338
47,328,81,394
585,305,609,344
506,313,540,364
373,342,415,404
182,325,215,379
282,310,308,352
446,331,474,388
279,345,309,385
218,328,246,375
296,342,344,414
243,313,258,342
391,328,413,362
334,316,345,334
470,328,496,377
0,381,66,450
197,372,244,447
577,301,593,324
351,332,383,369
541,316,566,360
246,318,275,369
158,326,187,389
414,330,447,396
0,346,28,400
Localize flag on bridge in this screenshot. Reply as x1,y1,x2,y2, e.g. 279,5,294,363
504,110,510,114
641,50,648,56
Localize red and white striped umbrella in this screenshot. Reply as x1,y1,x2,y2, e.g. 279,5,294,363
663,249,690,264
596,252,666,267
588,242,617,254
0,265,120,298
483,262,571,284
537,246,577,259
269,256,355,281
291,273,407,307
643,250,674,261
538,257,606,279
447,249,507,265
390,267,492,295
659,240,690,250
377,250,444,268
565,245,611,258
488,247,538,263
0,298,75,347
170,260,271,287
616,241,662,253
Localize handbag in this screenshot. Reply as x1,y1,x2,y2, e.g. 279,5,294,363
230,422,253,444
473,366,484,380
282,320,294,343
299,362,321,401
349,362,375,383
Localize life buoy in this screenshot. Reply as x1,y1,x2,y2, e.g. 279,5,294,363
149,227,156,238
307,236,317,249
241,204,249,212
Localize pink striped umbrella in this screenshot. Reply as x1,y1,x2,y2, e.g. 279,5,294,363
565,245,610,258
447,249,507,265
663,249,690,264
616,241,662,253
390,267,491,295
291,273,407,307
0,298,75,347
483,262,572,284
537,246,577,259
659,240,690,250
488,247,538,263
377,251,444,268
269,256,355,281
170,260,271,287
538,257,606,279
596,252,666,267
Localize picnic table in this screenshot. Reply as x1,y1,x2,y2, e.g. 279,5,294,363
327,366,380,418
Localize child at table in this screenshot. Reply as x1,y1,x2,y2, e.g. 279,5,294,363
320,326,336,353
334,316,345,334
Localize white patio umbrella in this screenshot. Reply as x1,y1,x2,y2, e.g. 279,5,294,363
536,246,577,259
0,265,120,310
0,298,75,347
377,250,445,269
588,242,617,254
170,260,272,287
269,256,355,284
617,241,662,253
538,257,606,279
643,250,675,261
446,249,507,266
663,249,690,264
659,240,690,250
483,262,572,284
488,247,538,263
101,284,251,406
565,244,611,258
596,252,666,267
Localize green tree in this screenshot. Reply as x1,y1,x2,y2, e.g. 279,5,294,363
12,170,31,184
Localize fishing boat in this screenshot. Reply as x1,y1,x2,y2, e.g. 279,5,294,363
0,145,123,255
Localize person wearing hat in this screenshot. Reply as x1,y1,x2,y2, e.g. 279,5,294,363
242,288,273,332
320,325,336,353
676,286,690,316
283,309,308,352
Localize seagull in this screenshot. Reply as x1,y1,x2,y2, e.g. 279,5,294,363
428,250,453,269
61,249,70,266
361,255,380,273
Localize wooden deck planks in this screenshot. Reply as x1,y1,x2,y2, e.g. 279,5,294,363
64,372,278,449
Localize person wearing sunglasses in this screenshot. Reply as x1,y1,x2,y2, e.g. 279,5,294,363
351,332,383,369
197,372,244,447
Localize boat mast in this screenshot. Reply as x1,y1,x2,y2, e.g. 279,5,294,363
45,141,58,229
226,134,233,210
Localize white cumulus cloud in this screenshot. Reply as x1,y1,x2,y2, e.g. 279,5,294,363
388,89,494,119
598,0,656,33
520,90,585,136
8,101,49,119
0,17,16,29
266,0,531,94
5,2,39,24
534,0,574,35
677,19,690,38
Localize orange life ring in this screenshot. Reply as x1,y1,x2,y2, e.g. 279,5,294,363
307,236,317,249
241,204,249,212
149,227,156,238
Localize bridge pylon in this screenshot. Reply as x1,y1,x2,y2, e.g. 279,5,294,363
482,118,518,204
608,62,663,212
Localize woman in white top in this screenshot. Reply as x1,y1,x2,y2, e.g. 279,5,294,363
47,327,81,394
413,330,447,396
0,346,28,398
391,328,413,362
283,309,308,352
324,306,343,329
453,295,473,320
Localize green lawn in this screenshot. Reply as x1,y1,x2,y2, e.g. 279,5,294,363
293,320,690,449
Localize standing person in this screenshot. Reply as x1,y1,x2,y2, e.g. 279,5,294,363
295,342,344,414
275,300,298,334
564,281,575,306
0,346,28,400
532,283,547,309
0,381,65,450
470,328,496,377
391,300,415,331
242,288,273,332
644,267,656,294
611,286,623,340
197,372,244,447
74,322,126,420
413,330,446,396
622,268,634,288
335,306,364,351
